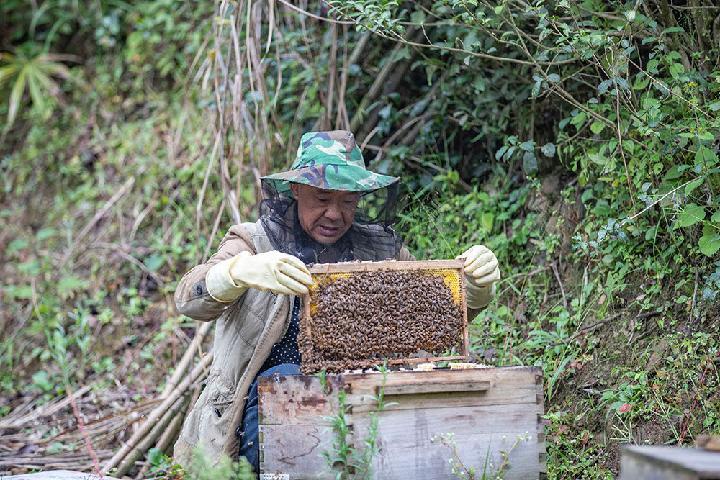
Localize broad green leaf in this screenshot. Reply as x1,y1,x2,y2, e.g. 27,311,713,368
712,210,720,223
646,59,660,74
481,212,494,232
662,27,685,34
36,228,56,241
676,203,705,228
590,121,605,134
698,131,715,141
570,112,586,129
698,229,720,256
669,63,684,78
696,146,718,166
632,75,650,90
663,165,683,181
520,140,535,152
685,177,704,196
410,10,425,24
5,284,33,299
7,238,29,254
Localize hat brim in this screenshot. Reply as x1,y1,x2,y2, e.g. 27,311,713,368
261,163,399,194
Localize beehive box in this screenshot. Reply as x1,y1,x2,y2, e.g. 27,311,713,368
299,260,469,373
620,445,720,479
258,367,546,479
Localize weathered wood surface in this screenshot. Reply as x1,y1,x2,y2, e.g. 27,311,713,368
307,259,465,274
258,367,545,479
620,445,720,480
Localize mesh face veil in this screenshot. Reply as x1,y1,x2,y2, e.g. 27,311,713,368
259,130,404,264
258,180,403,265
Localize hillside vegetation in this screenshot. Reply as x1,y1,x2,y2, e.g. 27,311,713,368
1,1,719,478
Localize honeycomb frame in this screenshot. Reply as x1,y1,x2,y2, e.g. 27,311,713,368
300,259,469,373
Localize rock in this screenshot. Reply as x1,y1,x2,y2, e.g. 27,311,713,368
3,471,118,480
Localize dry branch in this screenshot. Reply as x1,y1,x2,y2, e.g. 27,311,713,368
114,394,187,477
350,39,409,133
160,322,213,398
0,385,91,430
61,177,135,266
101,353,213,475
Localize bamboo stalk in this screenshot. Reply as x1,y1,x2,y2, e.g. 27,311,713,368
132,395,192,480
161,322,213,398
114,394,187,477
102,353,213,475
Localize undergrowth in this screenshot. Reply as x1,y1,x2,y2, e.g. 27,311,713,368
2,0,720,478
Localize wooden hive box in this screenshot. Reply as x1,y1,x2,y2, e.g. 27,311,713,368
620,445,720,479
258,367,546,479
300,260,469,373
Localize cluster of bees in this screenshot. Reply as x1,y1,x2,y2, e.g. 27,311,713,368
299,270,463,373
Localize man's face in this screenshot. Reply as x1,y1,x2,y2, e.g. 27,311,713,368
291,184,361,245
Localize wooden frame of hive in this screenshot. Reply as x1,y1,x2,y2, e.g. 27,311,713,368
301,259,469,371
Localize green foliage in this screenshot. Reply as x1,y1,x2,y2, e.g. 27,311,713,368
0,47,77,131
142,447,254,480
322,364,391,480
186,448,254,480
432,431,530,480
3,0,720,477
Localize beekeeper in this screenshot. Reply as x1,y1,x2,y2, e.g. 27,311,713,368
172,130,500,471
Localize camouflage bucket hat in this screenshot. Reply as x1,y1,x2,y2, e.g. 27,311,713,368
261,130,399,194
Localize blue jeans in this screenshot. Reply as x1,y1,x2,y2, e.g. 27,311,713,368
238,363,301,473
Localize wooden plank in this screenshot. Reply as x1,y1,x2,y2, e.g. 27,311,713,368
258,375,343,425
620,445,720,479
382,380,490,396
347,387,538,415
354,400,543,480
262,403,543,480
308,259,464,274
259,368,541,425
258,367,542,414
259,368,545,479
344,367,538,393
259,424,334,479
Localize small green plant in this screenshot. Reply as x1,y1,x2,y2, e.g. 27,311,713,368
139,447,254,479
145,448,183,479
432,432,530,480
322,363,391,480
0,46,79,132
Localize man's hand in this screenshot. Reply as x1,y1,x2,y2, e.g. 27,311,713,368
206,251,313,302
457,245,500,309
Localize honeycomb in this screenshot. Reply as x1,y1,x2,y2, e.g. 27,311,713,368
299,261,467,373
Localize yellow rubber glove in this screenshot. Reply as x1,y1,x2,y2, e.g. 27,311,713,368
458,245,500,309
205,250,313,302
